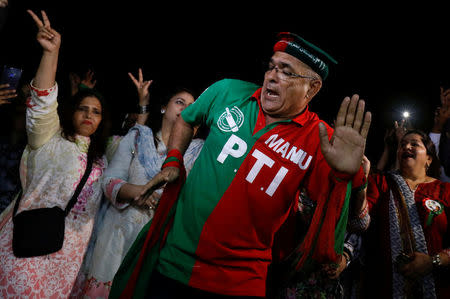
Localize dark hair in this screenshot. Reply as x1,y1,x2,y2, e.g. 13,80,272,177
402,129,441,179
59,89,108,162
439,77,450,92
146,86,196,147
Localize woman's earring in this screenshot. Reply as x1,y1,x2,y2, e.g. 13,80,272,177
161,108,166,114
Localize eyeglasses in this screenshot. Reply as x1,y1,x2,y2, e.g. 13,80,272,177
264,62,317,81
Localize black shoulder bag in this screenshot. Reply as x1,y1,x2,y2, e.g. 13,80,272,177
12,157,93,258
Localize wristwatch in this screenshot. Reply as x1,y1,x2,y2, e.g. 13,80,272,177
432,254,442,268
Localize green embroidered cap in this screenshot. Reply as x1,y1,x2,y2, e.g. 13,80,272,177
273,32,338,80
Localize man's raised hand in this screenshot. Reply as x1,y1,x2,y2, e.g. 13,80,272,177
319,94,371,175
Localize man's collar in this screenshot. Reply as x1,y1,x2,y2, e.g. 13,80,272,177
250,87,316,127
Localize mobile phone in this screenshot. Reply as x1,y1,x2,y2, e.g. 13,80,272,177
0,66,23,90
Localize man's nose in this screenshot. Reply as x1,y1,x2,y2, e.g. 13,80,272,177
266,68,279,82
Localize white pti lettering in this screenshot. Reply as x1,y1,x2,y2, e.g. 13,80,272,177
217,134,248,163
245,149,289,197
246,149,274,183
266,166,289,196
265,134,312,170
216,135,292,197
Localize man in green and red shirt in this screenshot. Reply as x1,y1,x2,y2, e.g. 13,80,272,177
110,32,372,299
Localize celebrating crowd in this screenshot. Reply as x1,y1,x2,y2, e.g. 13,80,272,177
0,9,449,299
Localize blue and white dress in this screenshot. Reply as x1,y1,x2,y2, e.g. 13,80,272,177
82,123,203,298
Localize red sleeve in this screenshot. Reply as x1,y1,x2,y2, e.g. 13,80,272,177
366,172,387,212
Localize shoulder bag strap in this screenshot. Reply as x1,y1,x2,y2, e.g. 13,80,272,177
64,157,94,216
13,157,94,218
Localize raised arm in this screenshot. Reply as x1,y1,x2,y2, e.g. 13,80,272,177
26,10,62,149
27,10,60,89
128,68,153,125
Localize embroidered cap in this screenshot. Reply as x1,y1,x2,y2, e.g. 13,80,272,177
273,32,338,80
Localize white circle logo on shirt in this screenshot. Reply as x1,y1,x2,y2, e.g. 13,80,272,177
217,106,245,133
425,199,442,213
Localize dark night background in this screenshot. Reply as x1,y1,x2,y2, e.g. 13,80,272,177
1,2,449,164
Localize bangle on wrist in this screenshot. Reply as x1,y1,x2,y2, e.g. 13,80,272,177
342,252,351,267
432,253,442,269
357,201,369,219
137,104,149,114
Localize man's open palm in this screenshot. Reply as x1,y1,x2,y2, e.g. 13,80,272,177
319,95,371,175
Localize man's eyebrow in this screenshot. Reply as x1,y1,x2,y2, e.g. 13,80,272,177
269,58,294,70
279,62,293,70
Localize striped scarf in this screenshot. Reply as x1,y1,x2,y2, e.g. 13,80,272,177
388,171,436,299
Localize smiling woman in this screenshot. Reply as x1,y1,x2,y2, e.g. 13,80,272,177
359,130,450,298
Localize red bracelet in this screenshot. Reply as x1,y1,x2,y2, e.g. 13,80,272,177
167,149,183,162
162,161,182,169
358,202,369,219
162,149,184,169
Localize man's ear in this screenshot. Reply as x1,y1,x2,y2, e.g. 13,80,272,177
306,79,322,100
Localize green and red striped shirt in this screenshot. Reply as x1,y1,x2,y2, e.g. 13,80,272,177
157,79,359,297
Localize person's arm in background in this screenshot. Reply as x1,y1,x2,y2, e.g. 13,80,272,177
376,127,395,171
128,68,153,126
324,232,362,279
437,87,450,176
134,78,226,203
439,117,450,177
102,129,160,209
135,116,194,201
0,84,17,105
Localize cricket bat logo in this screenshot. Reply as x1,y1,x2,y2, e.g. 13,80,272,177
217,106,245,133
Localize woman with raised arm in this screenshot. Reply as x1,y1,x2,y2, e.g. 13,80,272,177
0,10,108,298
81,69,204,298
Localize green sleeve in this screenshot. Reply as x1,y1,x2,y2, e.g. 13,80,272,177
181,79,229,127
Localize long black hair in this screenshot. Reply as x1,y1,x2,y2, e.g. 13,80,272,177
59,89,108,162
402,129,441,179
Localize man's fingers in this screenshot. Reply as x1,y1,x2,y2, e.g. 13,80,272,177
137,173,168,198
345,94,359,127
352,99,365,132
335,96,350,127
360,111,372,139
318,122,331,153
